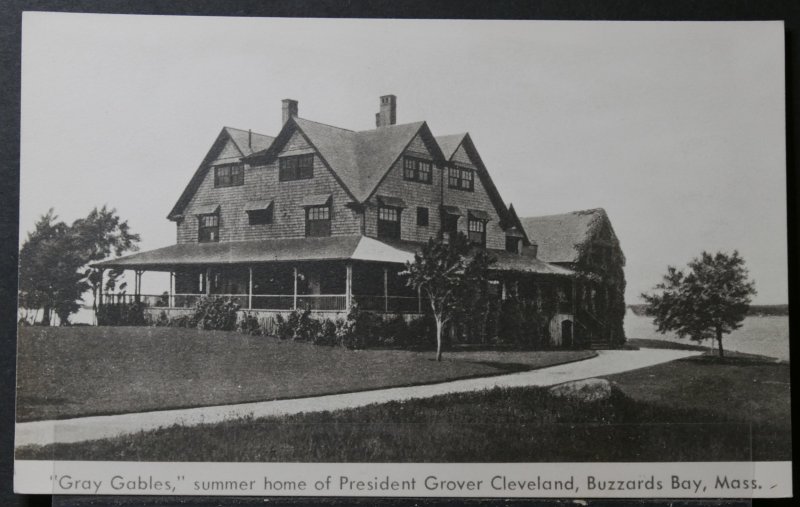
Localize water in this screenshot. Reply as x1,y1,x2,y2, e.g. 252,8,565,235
625,309,790,361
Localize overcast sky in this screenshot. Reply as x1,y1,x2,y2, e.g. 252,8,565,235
20,13,787,304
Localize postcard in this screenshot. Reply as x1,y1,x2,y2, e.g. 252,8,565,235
14,13,790,498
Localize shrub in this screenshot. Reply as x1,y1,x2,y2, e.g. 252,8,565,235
238,312,262,335
193,296,240,331
169,314,196,328
274,308,315,340
96,301,146,326
314,319,338,346
153,310,170,327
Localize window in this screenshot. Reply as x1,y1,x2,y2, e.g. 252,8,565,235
402,157,432,184
214,164,244,188
468,216,486,247
378,206,401,240
416,207,429,226
279,154,314,181
506,236,521,253
198,214,220,242
248,208,273,225
448,166,474,191
305,205,331,237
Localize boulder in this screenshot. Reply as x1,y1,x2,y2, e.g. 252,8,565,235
548,378,615,402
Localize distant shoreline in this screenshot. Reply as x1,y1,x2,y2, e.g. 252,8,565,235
627,304,788,317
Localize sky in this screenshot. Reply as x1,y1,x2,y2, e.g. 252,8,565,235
20,13,787,304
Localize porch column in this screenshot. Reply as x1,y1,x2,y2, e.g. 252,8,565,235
98,269,104,307
501,280,507,300
205,268,211,296
134,270,142,302
248,267,253,310
417,286,422,314
345,262,353,310
169,271,175,308
293,266,298,310
383,267,389,313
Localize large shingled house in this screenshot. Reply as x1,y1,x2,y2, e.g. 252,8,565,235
96,95,624,348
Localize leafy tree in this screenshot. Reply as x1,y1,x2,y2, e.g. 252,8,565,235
18,207,140,325
402,233,494,361
641,251,756,357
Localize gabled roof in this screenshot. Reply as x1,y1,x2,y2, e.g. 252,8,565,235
435,132,517,240
223,127,274,156
520,208,611,264
167,127,275,220
435,133,468,160
245,117,445,203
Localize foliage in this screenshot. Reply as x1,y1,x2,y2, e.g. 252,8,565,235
237,312,262,335
641,251,756,357
96,301,146,326
18,207,140,325
193,296,241,331
496,296,550,348
274,308,316,340
402,233,494,361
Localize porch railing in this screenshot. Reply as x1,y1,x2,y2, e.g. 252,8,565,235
354,295,421,313
103,293,420,313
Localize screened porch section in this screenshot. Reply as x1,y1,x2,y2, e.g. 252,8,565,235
125,260,422,314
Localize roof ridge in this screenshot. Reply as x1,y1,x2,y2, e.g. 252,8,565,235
222,126,274,138
295,117,356,133
522,208,606,219
355,120,425,134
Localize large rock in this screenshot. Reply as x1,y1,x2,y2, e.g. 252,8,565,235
549,378,615,402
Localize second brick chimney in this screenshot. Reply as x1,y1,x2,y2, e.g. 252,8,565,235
282,99,298,125
375,94,397,127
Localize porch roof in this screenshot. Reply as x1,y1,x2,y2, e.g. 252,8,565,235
92,235,416,271
93,235,575,276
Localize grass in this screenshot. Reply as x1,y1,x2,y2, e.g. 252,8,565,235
16,348,791,463
16,325,595,421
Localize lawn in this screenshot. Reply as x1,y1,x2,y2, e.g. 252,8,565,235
16,345,791,462
16,325,595,421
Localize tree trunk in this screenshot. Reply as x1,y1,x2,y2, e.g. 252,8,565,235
435,317,443,362
716,327,724,358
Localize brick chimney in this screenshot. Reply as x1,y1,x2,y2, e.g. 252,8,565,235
375,94,397,127
282,99,298,125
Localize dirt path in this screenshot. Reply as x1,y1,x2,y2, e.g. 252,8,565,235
15,348,699,447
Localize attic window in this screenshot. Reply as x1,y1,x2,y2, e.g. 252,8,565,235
448,166,474,192
279,153,314,181
214,164,244,188
403,157,432,184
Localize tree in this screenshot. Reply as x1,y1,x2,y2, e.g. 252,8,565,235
402,233,494,361
641,251,756,358
18,206,140,325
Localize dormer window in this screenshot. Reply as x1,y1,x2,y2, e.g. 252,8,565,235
279,153,314,181
448,166,474,191
214,164,244,188
403,157,432,184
